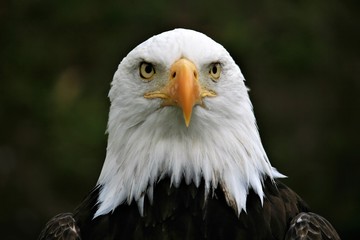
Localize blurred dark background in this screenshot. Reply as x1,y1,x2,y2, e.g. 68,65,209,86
1,0,359,239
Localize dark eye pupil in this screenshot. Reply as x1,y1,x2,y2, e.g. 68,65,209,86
212,66,217,74
145,65,153,73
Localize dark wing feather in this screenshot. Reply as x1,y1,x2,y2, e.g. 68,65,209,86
38,212,81,240
285,212,341,240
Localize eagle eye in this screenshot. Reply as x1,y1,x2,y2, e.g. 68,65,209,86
140,62,155,80
209,63,221,81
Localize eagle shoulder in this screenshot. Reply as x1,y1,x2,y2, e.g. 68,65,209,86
38,212,81,240
285,212,341,240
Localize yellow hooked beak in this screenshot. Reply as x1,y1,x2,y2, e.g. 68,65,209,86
144,58,216,127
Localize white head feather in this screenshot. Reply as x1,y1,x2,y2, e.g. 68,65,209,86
94,28,284,218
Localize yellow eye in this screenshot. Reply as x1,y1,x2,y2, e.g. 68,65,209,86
209,63,221,80
139,62,155,80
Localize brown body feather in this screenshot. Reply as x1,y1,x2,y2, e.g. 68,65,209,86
39,178,340,240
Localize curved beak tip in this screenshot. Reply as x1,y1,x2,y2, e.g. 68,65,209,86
183,113,192,127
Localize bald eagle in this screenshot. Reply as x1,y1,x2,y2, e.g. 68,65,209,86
39,29,340,240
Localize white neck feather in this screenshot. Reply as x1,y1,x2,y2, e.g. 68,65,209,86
94,79,284,218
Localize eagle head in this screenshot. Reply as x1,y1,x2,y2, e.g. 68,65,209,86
95,28,284,218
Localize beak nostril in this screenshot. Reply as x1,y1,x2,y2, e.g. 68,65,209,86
172,72,176,78
193,71,197,78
